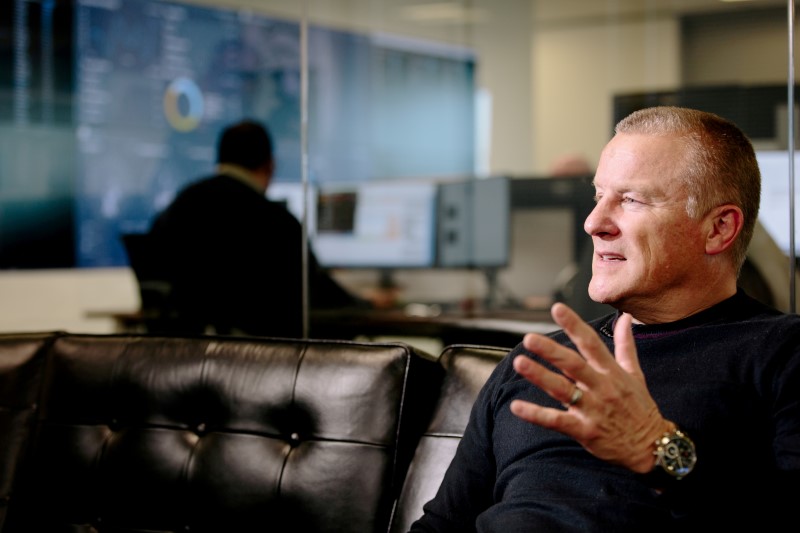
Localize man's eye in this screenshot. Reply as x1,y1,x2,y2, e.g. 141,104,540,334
622,196,639,204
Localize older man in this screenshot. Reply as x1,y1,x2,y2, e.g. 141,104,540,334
411,107,800,531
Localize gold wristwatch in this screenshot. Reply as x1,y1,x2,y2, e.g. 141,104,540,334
652,427,696,480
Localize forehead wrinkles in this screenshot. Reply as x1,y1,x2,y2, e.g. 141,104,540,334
597,134,691,204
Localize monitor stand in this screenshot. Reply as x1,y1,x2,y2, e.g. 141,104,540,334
378,268,397,290
482,267,499,310
374,268,404,310
481,267,527,311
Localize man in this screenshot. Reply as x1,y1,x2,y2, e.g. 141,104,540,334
147,119,364,337
410,107,800,531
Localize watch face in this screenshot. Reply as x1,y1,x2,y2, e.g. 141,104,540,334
658,431,697,478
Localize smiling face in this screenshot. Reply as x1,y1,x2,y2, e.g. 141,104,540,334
585,132,724,321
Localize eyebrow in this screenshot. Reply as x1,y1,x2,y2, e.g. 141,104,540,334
592,178,664,198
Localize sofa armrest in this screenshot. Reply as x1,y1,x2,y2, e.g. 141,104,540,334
389,343,508,533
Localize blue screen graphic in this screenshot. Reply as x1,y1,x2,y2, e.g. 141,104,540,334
74,0,475,268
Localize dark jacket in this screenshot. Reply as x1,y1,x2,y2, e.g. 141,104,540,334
148,174,361,337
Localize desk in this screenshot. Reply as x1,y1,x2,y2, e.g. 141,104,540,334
90,307,559,350
310,308,558,349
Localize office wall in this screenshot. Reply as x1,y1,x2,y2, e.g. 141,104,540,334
531,15,681,174
531,6,791,173
683,7,790,86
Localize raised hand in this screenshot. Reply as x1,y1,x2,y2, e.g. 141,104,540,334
509,302,673,473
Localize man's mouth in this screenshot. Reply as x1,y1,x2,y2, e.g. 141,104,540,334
597,253,625,262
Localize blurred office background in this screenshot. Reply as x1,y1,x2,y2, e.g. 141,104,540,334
0,0,796,333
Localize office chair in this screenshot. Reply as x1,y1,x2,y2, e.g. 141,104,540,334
120,233,179,333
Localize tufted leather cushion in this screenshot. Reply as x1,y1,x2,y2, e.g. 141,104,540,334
389,343,508,533
0,333,443,533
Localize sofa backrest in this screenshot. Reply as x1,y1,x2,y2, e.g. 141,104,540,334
389,343,508,533
0,332,444,533
0,332,56,531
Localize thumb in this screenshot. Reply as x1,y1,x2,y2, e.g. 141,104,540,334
614,312,644,379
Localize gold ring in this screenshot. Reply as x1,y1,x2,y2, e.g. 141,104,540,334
566,386,583,407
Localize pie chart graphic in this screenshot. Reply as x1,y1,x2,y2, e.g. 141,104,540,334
163,77,204,132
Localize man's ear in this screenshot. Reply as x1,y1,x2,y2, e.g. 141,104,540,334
705,204,744,256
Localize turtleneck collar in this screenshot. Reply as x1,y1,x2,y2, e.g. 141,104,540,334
599,289,755,340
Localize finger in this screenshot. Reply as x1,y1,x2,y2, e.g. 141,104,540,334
550,302,616,371
613,312,645,380
521,332,590,385
513,354,580,405
509,398,585,437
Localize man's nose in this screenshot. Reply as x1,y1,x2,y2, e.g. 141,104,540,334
584,200,613,236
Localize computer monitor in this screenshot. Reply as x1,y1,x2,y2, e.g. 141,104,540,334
437,176,511,268
267,181,318,232
757,150,799,256
269,180,439,269
312,181,439,268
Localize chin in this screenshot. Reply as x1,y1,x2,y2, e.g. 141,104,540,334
588,285,621,306
590,271,631,299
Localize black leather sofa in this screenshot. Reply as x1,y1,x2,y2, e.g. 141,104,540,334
0,331,507,533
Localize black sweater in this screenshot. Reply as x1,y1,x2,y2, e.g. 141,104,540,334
411,290,800,532
148,174,360,337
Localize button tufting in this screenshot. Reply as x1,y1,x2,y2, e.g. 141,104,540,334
290,432,300,444
196,422,206,435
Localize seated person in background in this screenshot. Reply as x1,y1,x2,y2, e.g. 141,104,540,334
547,151,594,177
148,119,368,337
410,106,800,531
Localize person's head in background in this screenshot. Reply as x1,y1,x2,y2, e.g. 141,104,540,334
217,119,275,193
585,106,760,323
548,153,594,177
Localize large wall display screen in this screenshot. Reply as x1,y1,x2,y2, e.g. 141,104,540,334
71,0,476,268
74,0,302,266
